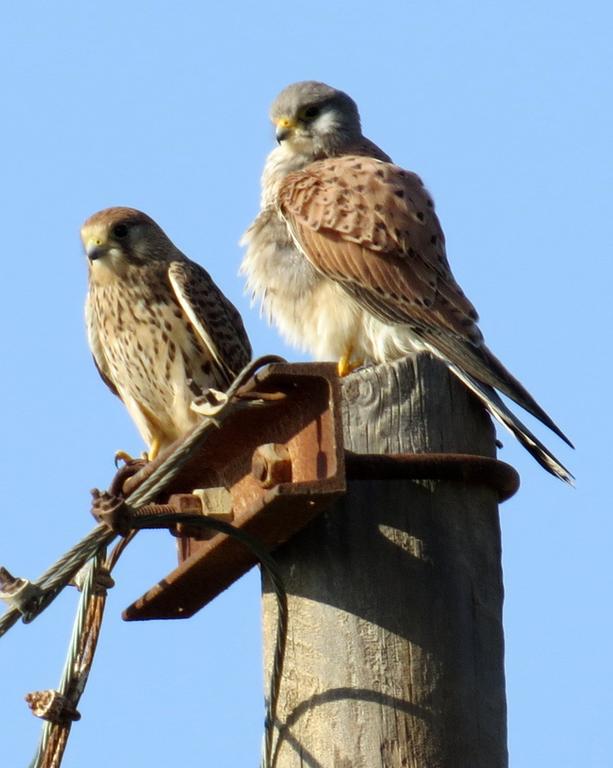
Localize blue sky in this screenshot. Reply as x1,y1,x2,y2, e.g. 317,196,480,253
0,1,610,765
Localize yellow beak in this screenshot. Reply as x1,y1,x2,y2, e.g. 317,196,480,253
275,116,297,143
85,237,107,262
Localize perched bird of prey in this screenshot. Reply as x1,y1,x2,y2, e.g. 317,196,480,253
241,81,573,483
84,207,252,460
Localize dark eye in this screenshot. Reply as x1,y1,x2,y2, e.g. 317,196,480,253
112,223,129,239
303,106,320,119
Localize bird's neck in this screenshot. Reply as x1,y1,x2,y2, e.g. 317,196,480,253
88,257,128,285
260,145,315,205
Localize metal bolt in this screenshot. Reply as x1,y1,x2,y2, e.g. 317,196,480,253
192,488,233,519
169,489,233,540
252,443,292,489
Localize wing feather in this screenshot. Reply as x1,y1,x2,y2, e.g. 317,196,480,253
168,259,252,387
278,155,572,448
279,156,480,339
440,357,574,485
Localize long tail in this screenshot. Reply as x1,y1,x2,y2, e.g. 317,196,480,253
443,359,574,485
421,331,574,449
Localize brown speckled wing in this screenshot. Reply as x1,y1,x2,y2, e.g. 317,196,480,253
168,259,252,387
278,155,572,445
278,154,480,342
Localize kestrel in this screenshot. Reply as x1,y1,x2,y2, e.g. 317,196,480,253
241,81,573,483
84,207,252,460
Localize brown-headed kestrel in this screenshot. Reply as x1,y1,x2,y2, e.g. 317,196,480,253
242,81,573,483
84,207,252,460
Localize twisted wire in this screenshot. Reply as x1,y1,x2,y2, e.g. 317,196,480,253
0,355,290,768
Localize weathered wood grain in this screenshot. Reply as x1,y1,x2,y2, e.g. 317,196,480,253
262,354,507,768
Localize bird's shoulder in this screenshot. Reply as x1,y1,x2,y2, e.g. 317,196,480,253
278,154,441,256
343,136,392,162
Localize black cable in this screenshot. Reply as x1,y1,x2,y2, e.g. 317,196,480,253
130,512,287,768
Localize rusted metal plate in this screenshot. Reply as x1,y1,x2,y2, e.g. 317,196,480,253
122,362,345,621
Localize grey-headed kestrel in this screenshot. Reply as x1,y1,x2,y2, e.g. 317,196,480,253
84,207,252,460
241,81,573,483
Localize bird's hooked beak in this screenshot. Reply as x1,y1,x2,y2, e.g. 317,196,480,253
85,237,108,263
275,116,297,144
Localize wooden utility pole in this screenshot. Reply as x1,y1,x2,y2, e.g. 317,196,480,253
262,354,508,768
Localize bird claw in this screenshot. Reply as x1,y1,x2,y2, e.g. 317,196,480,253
338,356,364,377
114,449,151,468
114,450,135,467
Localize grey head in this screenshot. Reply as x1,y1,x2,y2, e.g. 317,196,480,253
270,81,363,158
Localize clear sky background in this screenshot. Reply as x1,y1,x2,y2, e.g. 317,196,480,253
0,2,609,766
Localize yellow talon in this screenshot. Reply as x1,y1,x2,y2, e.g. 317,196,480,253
116,436,161,466
338,353,364,378
147,436,161,462
338,341,365,377
114,450,135,466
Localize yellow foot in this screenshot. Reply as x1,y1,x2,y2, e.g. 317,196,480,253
338,355,364,377
147,437,162,462
115,437,161,466
114,450,136,467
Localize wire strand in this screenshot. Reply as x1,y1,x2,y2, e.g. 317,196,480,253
2,356,290,768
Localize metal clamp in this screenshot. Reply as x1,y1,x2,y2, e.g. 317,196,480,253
345,451,519,501
25,689,81,724
120,362,345,620
89,362,519,622
0,567,44,617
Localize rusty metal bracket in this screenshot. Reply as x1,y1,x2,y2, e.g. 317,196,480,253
121,362,345,621
115,361,518,622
